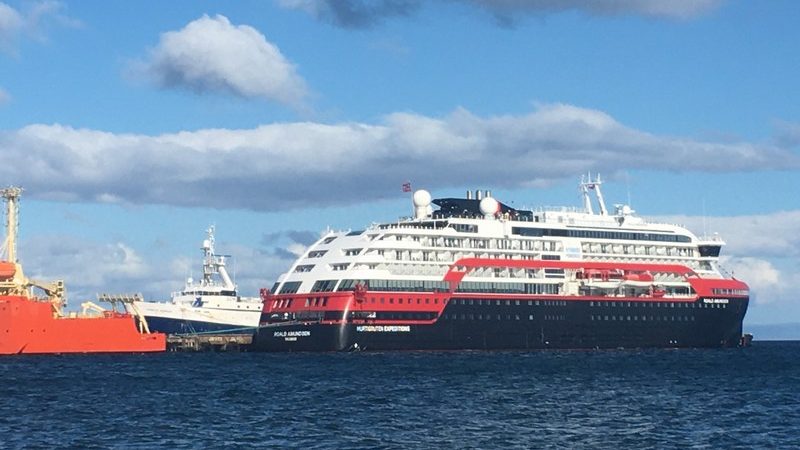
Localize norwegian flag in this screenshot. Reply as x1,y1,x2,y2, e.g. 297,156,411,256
402,182,412,193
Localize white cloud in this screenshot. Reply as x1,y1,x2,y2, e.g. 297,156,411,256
278,0,721,28
0,2,25,51
21,236,149,299
0,1,78,53
720,256,782,304
651,211,800,306
1,104,797,212
17,233,301,308
654,210,800,259
133,14,308,109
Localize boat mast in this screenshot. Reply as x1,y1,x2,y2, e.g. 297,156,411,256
201,226,235,290
202,226,218,285
580,174,608,216
1,187,22,263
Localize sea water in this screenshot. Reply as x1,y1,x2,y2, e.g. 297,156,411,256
1,341,798,448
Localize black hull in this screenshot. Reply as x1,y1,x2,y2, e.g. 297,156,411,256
253,297,749,352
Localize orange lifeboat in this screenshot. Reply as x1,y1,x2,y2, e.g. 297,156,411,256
623,271,654,283
0,262,15,279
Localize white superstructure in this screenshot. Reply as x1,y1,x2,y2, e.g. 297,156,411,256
269,176,728,299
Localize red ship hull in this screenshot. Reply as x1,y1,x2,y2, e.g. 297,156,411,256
0,295,165,355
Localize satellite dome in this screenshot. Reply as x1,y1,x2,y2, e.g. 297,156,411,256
412,190,432,207
479,197,500,217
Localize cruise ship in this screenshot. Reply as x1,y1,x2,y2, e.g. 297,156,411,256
252,176,749,351
133,227,262,335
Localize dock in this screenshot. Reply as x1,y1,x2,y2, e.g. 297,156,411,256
166,333,253,352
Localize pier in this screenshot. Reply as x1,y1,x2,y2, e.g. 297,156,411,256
166,333,253,352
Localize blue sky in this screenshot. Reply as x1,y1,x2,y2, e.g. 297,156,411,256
1,0,799,332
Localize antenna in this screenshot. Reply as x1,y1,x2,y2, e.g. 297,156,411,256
580,173,594,214
702,198,707,239
625,171,632,208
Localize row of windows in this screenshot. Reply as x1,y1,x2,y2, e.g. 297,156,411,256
711,288,748,295
442,313,572,321
455,282,561,295
272,298,294,309
590,315,696,322
590,301,727,309
186,290,236,296
378,220,451,231
311,279,338,292
338,279,450,292
452,223,478,233
438,313,701,322
304,297,329,307
512,227,692,243
279,281,302,294
442,313,536,321
450,299,568,306
380,234,561,252
371,312,437,320
365,297,442,305
582,243,693,257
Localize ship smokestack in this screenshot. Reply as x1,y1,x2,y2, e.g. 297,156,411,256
476,190,482,200
466,190,472,200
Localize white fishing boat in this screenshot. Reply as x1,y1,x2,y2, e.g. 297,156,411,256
133,227,262,335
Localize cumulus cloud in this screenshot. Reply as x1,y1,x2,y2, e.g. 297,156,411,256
720,256,782,304
278,0,722,28
21,235,150,301
650,211,800,306
654,210,800,259
2,104,797,212
133,14,308,109
19,234,296,307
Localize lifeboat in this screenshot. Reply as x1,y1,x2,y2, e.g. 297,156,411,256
0,262,15,279
622,271,655,287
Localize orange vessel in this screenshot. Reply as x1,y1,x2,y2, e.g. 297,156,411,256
0,187,165,355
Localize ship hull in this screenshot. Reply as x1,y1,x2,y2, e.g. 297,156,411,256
0,296,166,355
253,296,749,352
133,301,261,335
142,316,257,335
